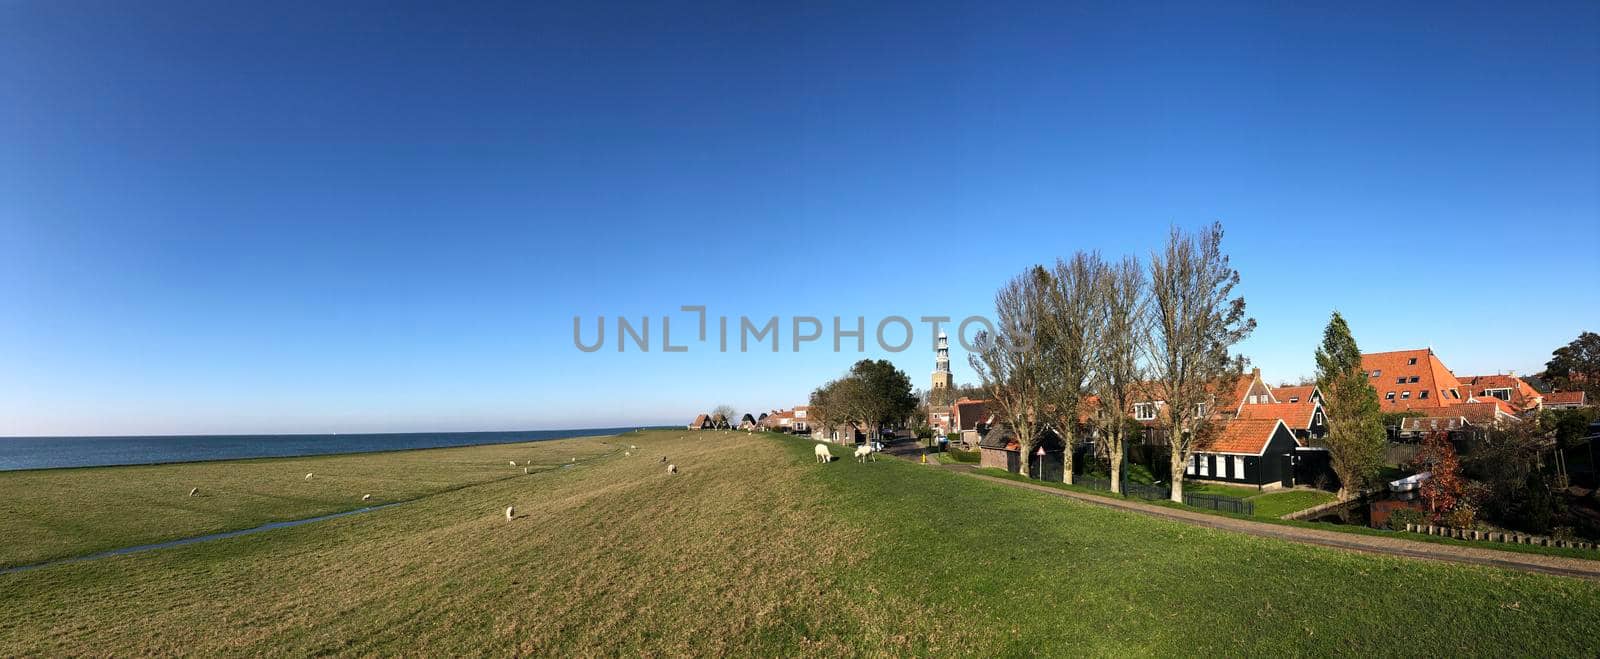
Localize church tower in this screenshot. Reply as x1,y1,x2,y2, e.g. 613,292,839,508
931,331,952,392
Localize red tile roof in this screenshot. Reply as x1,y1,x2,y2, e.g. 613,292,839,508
1362,349,1464,412
1439,400,1516,425
1208,418,1289,455
1236,400,1321,429
953,399,990,431
1545,390,1587,406
1456,374,1542,411
1269,385,1314,404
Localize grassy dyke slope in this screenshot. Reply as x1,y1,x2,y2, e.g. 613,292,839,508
0,434,618,568
0,430,1596,656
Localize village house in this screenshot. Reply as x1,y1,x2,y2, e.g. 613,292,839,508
952,398,991,449
928,409,952,436
688,413,712,430
813,422,864,445
792,405,811,433
738,413,758,430
1183,418,1302,489
978,425,1064,480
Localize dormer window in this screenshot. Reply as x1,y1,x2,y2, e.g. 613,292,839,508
1401,391,1411,399
1385,392,1396,400
1134,403,1157,421
1370,370,1381,377
1407,357,1418,365
1420,390,1430,400
1288,396,1300,403
1396,377,1406,384
1409,376,1419,383
1449,389,1460,399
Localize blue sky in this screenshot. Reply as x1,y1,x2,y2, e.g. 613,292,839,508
2,1,1597,436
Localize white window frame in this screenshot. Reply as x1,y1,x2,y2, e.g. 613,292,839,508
1233,457,1246,480
1134,403,1157,421
1199,455,1210,477
1186,454,1196,475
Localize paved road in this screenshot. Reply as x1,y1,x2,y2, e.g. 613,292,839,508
897,448,1600,581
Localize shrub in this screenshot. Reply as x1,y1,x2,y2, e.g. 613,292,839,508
1445,505,1477,530
944,448,980,464
1387,508,1425,531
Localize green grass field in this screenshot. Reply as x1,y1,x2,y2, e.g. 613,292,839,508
3,430,1598,656
1249,489,1338,518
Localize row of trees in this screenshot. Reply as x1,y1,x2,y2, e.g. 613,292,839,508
967,222,1399,502
968,223,1256,502
808,360,918,441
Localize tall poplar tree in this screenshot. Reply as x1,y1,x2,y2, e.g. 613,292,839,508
1313,311,1385,500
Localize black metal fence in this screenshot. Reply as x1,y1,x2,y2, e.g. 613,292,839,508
1070,474,1253,514
1182,492,1254,516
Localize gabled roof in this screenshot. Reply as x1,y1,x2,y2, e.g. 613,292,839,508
1206,418,1292,455
978,424,1063,451
953,399,990,430
1269,385,1317,404
1440,400,1518,425
1362,349,1465,412
691,413,710,427
1236,400,1322,429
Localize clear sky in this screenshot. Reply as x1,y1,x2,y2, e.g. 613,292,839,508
2,1,1597,436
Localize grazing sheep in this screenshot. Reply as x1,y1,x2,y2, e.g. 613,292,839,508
854,444,876,463
629,444,637,449
362,494,372,501
570,457,576,463
189,487,199,497
814,443,832,463
304,473,314,481
524,467,530,474
667,464,678,475
509,461,517,466
505,506,515,520
625,451,631,456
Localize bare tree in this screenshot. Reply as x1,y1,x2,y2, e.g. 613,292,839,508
1038,252,1106,484
970,267,1050,477
1144,223,1255,502
711,404,737,429
1092,255,1148,494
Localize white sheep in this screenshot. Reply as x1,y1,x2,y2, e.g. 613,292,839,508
667,463,678,475
362,494,371,501
854,444,876,463
304,473,314,480
814,443,832,463
505,506,515,520
625,451,631,456
509,461,517,466
524,467,530,474
630,444,637,449
189,487,199,497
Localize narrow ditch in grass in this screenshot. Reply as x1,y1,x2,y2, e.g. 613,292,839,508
1,448,626,575
0,503,405,575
